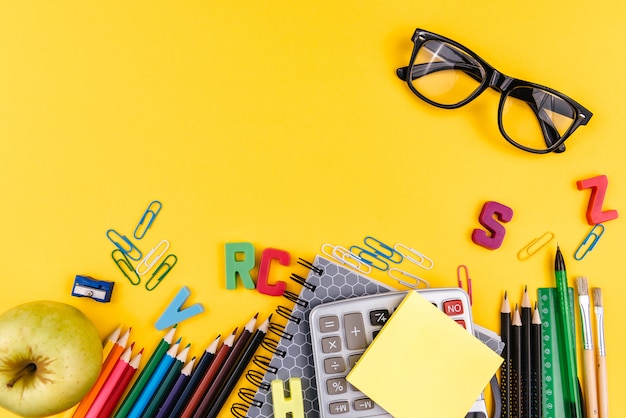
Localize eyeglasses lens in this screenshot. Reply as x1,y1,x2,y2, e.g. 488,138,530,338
501,86,577,151
410,40,486,106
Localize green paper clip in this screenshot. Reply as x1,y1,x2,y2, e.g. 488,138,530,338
107,229,142,261
112,249,141,285
146,254,177,291
574,224,604,260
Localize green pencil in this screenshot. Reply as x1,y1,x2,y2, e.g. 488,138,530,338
142,344,191,418
554,246,583,418
113,326,177,417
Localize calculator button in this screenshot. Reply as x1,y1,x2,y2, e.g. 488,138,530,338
319,316,340,332
324,357,346,374
369,309,390,325
354,397,376,411
443,299,465,316
321,336,342,353
343,313,367,350
329,401,350,414
455,319,467,329
348,353,362,368
326,377,348,395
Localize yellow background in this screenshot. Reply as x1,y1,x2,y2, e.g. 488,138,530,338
0,1,623,417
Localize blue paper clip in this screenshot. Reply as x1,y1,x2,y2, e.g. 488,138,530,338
134,200,162,240
363,236,403,264
574,224,605,260
349,246,389,271
145,254,178,291
112,249,141,285
106,229,142,261
71,275,114,303
136,239,170,276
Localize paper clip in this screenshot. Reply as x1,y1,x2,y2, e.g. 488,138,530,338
136,240,170,276
363,236,403,264
112,249,141,285
145,254,177,291
574,224,605,261
393,243,434,270
106,229,142,261
349,246,390,271
321,244,372,274
517,231,554,261
457,265,473,305
134,200,162,240
388,268,430,289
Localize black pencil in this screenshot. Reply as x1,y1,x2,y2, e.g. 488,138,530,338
531,302,542,418
521,286,532,418
500,292,512,418
511,305,522,418
205,316,270,417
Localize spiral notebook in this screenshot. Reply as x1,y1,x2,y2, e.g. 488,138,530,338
233,255,394,417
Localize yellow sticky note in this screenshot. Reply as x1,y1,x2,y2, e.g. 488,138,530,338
347,290,503,418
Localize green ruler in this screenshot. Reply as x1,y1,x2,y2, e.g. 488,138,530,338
538,287,575,418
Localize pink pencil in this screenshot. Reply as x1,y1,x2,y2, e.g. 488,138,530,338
85,346,134,418
98,349,142,418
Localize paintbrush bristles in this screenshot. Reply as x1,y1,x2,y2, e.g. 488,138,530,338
577,276,589,296
593,287,603,307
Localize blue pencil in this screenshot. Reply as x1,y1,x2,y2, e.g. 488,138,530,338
155,356,197,418
127,338,181,418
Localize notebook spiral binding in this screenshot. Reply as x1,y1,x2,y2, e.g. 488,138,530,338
229,258,321,416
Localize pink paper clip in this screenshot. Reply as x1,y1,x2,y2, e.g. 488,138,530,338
457,264,473,305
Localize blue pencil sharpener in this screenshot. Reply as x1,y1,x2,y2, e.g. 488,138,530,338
71,275,115,303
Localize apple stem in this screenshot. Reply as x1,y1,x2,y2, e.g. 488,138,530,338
6,363,37,388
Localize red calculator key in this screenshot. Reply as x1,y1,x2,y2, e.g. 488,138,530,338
443,299,465,316
455,319,467,329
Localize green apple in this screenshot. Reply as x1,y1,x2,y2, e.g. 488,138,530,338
0,301,103,417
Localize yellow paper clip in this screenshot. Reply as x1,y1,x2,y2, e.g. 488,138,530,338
136,239,170,276
145,253,177,291
111,249,141,285
517,231,554,261
388,268,430,289
394,243,434,270
134,200,162,240
457,265,473,305
574,224,605,260
321,243,372,274
106,229,142,261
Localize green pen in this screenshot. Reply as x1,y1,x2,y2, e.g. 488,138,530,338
113,325,177,417
554,246,583,418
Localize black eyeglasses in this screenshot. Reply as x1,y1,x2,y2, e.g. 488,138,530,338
397,28,593,154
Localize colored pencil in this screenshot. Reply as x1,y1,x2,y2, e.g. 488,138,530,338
156,356,197,418
113,326,176,417
179,328,237,418
142,344,191,418
511,305,522,418
73,327,131,418
84,345,133,418
577,277,599,418
127,339,181,418
593,287,608,418
100,350,143,417
192,314,258,418
169,335,220,417
500,291,511,418
205,316,270,417
554,246,583,418
521,286,532,418
530,303,541,418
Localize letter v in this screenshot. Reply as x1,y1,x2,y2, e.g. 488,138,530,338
155,286,205,330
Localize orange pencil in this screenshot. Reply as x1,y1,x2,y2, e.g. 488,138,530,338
179,328,237,418
73,327,131,418
84,346,133,418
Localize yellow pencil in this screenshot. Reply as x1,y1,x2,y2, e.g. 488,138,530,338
72,327,131,418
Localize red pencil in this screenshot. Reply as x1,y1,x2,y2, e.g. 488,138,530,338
179,328,238,418
98,349,143,418
85,345,133,418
